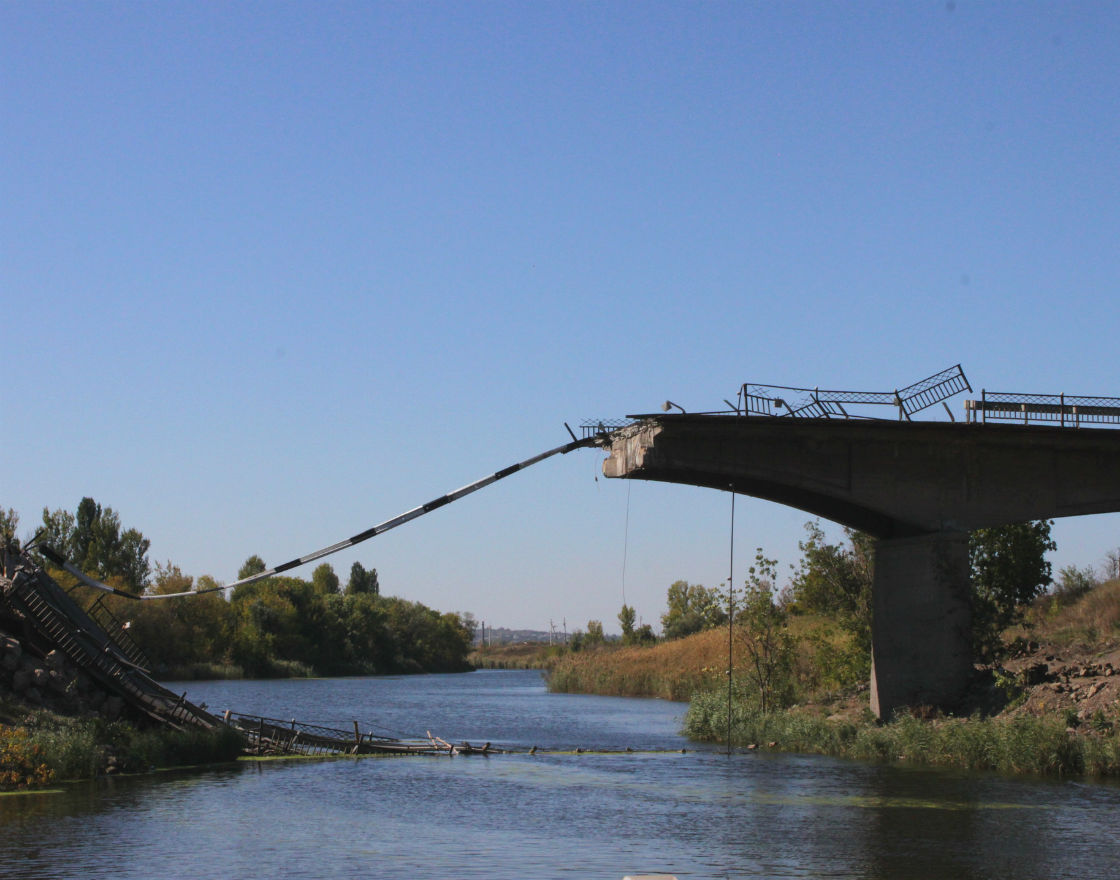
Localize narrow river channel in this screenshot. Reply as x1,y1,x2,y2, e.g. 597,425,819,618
2,669,1119,879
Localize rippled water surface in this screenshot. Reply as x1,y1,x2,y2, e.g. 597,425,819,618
3,670,1119,879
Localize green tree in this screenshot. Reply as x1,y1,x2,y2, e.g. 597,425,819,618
1103,548,1120,582
1051,564,1098,607
458,611,477,645
37,507,75,555
632,623,656,644
735,549,795,712
37,498,151,592
312,562,341,595
238,555,267,580
126,564,234,673
224,571,473,677
0,507,19,550
618,603,636,644
788,521,873,653
661,580,726,640
346,561,379,595
330,592,392,674
969,520,1056,660
585,619,605,646
108,525,152,593
71,497,100,564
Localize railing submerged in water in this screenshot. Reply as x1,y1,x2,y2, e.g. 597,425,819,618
222,712,683,758
225,712,506,757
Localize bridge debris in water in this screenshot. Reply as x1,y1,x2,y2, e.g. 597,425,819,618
226,713,512,757
1,550,680,760
223,712,686,758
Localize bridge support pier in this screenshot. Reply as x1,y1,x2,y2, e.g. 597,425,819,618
870,532,973,720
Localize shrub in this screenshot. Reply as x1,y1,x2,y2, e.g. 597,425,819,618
0,726,55,790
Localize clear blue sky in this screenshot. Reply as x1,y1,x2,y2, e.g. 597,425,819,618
3,2,1119,632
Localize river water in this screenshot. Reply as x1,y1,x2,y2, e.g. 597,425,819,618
2,670,1119,879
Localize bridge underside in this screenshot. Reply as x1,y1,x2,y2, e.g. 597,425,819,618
600,415,1120,718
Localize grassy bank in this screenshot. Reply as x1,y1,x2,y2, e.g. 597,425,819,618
1,700,245,790
684,692,1120,777
1018,576,1120,651
547,615,864,702
548,579,1120,778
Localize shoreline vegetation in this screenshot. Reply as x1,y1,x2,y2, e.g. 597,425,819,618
0,700,245,790
531,576,1120,779
683,698,1120,778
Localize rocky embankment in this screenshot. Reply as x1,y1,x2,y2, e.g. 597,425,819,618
1,630,124,722
1002,643,1120,721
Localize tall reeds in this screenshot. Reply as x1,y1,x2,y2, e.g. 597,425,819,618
684,693,1120,777
547,629,730,701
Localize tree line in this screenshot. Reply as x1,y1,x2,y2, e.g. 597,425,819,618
654,519,1062,654
2,500,475,679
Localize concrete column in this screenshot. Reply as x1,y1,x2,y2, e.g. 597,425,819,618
870,532,972,720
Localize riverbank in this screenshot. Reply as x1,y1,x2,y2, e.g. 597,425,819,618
683,685,1120,777
549,580,1120,777
0,628,244,790
0,698,243,789
468,642,561,669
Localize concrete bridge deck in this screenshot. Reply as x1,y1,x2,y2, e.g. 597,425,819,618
598,414,1120,717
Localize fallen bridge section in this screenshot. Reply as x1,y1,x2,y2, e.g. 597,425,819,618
227,713,509,757
1,550,223,732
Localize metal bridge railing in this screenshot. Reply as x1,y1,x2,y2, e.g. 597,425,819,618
898,365,973,417
580,370,1120,434
1,554,224,732
965,390,1120,427
742,364,971,422
86,593,151,671
579,419,636,439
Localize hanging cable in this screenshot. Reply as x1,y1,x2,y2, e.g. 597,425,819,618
38,435,594,601
620,481,631,607
727,488,735,756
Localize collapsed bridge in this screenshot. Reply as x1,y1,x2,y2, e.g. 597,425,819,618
0,550,517,757
7,364,1120,730
0,436,597,753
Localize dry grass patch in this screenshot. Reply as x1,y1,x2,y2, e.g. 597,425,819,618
1023,578,1120,651
548,629,731,701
